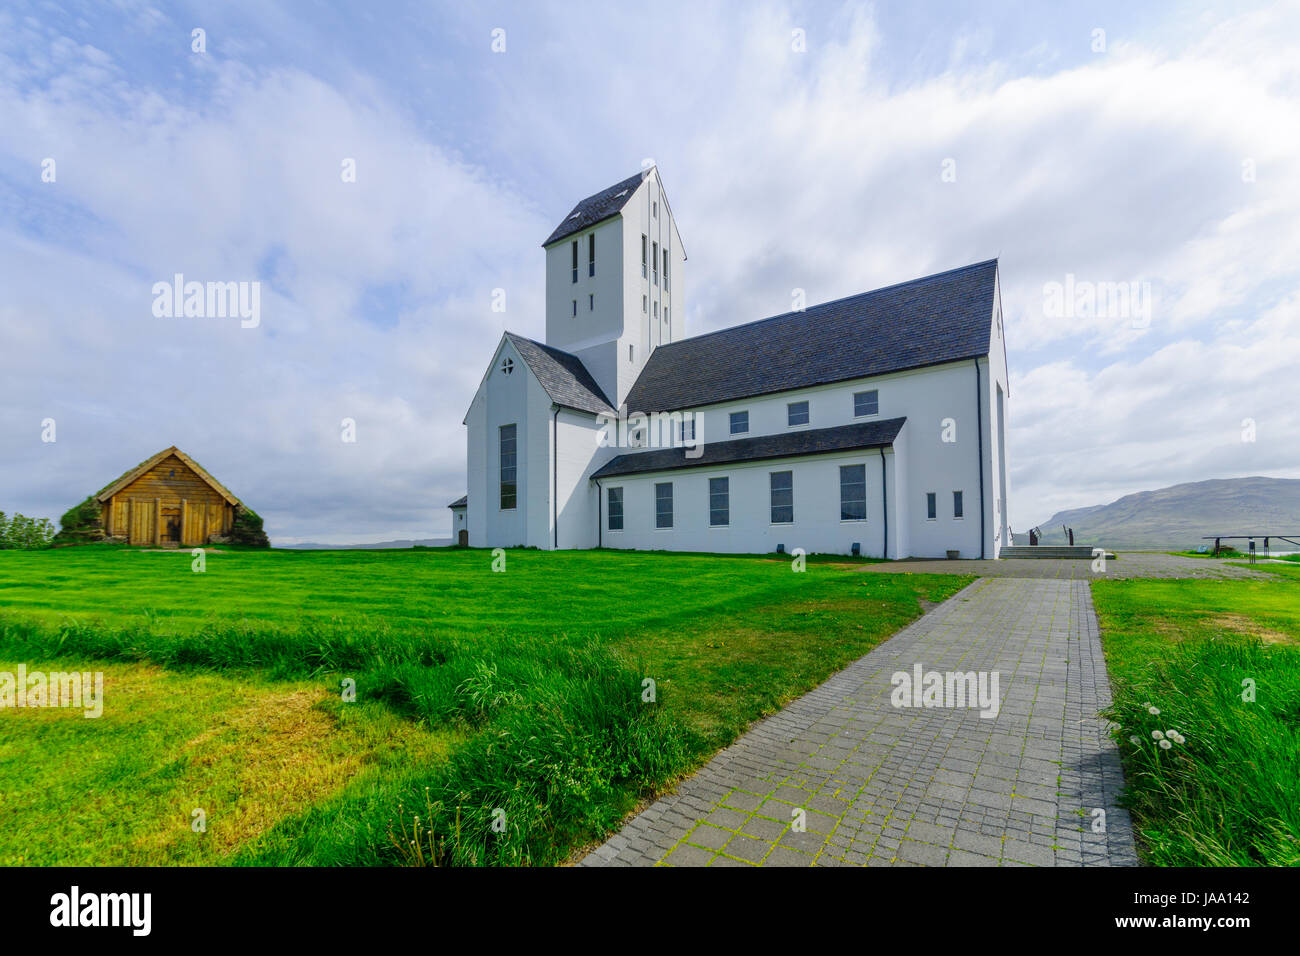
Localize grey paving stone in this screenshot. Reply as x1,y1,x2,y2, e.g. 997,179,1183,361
661,843,712,867
581,577,1138,868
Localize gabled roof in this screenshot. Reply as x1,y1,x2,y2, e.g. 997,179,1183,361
94,446,242,506
448,496,467,509
543,169,650,247
591,417,906,480
624,259,999,413
506,333,615,416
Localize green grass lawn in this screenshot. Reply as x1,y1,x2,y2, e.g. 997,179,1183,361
0,547,967,866
1090,571,1300,866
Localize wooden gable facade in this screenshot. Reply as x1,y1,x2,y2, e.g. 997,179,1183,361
96,447,240,547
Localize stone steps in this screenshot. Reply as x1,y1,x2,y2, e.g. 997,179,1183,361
1000,545,1112,560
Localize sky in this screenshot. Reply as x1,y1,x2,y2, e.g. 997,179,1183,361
1,0,1297,544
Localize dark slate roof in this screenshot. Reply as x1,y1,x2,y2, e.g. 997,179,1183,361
543,169,649,247
448,496,467,509
506,333,615,415
591,418,906,480
624,259,998,412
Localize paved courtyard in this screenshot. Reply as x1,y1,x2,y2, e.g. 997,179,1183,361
862,551,1270,580
582,576,1140,867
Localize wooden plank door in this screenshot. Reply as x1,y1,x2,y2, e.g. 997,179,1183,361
129,498,155,545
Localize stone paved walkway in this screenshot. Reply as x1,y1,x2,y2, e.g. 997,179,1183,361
582,577,1139,867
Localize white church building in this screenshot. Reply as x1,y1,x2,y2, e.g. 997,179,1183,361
453,167,1011,558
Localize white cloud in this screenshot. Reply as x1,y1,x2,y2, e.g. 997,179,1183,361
1,1,1298,542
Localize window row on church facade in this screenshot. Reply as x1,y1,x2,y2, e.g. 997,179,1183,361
705,389,880,440
605,464,872,531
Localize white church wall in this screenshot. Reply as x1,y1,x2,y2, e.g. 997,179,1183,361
635,360,988,558
524,374,553,548
597,448,897,556
893,421,911,559
544,216,626,366
465,392,487,547
553,410,620,549
893,361,987,559
469,337,543,548
985,285,1012,554
619,170,686,392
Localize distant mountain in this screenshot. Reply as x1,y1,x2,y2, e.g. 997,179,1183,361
1030,477,1300,550
281,538,452,550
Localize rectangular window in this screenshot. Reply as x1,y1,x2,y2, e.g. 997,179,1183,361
653,301,658,318
628,344,634,362
571,240,578,283
652,200,657,218
588,234,595,276
607,487,623,530
499,424,517,510
770,471,794,524
679,418,695,442
642,294,647,313
652,241,659,284
840,464,867,521
709,477,729,527
641,234,647,278
572,299,577,317
663,249,670,290
953,490,964,519
664,307,669,324
589,293,594,311
787,401,809,427
854,389,879,417
729,410,749,434
926,492,937,520
655,482,673,528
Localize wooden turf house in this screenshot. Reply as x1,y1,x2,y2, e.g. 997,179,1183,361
95,446,242,547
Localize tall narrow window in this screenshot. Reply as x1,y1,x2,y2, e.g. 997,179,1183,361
652,200,657,218
663,249,670,290
770,471,794,524
641,234,647,278
926,492,937,520
953,490,964,519
709,477,729,527
653,301,658,318
854,390,879,417
607,487,623,530
655,482,673,528
499,424,517,510
840,464,867,521
652,241,659,284
642,295,647,313
628,344,634,362
588,234,595,276
589,294,594,311
787,401,809,427
572,299,577,317
571,240,578,283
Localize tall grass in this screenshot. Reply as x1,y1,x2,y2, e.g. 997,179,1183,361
0,614,689,866
1106,639,1300,865
1093,575,1300,866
